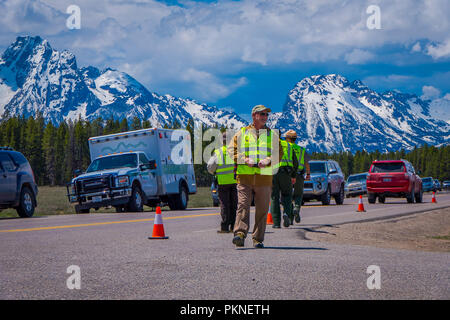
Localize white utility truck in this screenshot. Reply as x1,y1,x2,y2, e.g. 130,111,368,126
67,128,197,213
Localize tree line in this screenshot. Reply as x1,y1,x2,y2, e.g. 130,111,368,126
0,115,449,186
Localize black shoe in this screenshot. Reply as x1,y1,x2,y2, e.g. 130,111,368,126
232,233,245,247
253,240,264,249
294,209,302,223
272,225,281,229
217,229,231,233
283,214,290,228
290,217,294,225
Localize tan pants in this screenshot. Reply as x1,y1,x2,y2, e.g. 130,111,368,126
233,183,272,243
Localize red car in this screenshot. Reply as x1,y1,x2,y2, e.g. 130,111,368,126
366,160,423,204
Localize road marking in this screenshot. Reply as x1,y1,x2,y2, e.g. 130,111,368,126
0,212,220,233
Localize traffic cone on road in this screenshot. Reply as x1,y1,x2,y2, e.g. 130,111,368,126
266,202,273,225
148,206,169,239
432,192,437,203
357,195,366,212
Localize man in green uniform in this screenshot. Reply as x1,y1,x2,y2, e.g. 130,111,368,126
207,132,237,233
285,130,310,224
270,131,298,228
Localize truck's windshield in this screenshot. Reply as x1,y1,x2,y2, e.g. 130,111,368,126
310,162,326,174
86,154,138,173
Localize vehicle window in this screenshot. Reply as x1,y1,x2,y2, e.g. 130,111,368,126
347,174,367,182
370,163,405,173
139,153,149,165
328,163,336,171
0,153,17,172
422,178,432,183
310,162,326,174
86,154,138,173
9,152,27,165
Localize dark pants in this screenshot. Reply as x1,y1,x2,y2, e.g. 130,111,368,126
218,184,238,231
270,168,293,226
293,172,305,212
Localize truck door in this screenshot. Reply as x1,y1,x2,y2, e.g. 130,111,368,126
0,153,18,203
138,153,157,196
328,162,337,194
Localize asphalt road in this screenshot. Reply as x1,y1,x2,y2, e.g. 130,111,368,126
0,192,449,300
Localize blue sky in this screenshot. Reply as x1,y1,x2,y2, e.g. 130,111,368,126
1,0,449,121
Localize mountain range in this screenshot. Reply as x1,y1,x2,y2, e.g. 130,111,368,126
0,36,448,153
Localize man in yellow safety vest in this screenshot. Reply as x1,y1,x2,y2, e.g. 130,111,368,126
227,105,283,248
207,132,237,233
285,130,310,224
270,132,299,228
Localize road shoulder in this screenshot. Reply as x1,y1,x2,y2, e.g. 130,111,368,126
304,207,450,253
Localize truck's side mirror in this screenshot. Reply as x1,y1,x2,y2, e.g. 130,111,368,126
73,169,82,177
140,160,157,171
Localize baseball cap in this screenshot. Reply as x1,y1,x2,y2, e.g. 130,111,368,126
251,105,272,114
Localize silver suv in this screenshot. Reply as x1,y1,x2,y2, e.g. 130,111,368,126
303,160,345,205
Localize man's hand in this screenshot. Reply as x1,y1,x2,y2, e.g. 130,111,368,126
258,158,271,168
245,157,255,166
291,178,296,185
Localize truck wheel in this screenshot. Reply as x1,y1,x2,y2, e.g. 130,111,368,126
415,188,423,203
334,185,345,205
128,185,144,212
169,184,188,210
321,185,331,205
406,185,415,203
16,186,35,218
368,193,376,204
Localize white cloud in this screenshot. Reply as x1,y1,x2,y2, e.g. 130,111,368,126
421,85,441,100
411,42,421,52
426,39,450,59
344,49,374,64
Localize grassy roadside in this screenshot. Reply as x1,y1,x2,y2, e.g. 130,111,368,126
0,186,213,218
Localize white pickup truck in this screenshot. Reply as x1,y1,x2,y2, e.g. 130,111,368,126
67,128,197,213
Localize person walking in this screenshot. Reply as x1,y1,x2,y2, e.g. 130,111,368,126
285,130,310,224
207,132,237,233
227,105,283,248
270,132,298,228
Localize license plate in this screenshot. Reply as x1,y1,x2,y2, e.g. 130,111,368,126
383,178,391,182
92,196,102,203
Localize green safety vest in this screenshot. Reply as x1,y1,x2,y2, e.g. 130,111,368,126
275,140,294,169
214,146,236,185
292,144,305,172
236,127,273,176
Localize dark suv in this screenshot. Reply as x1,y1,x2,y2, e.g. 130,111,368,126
0,147,38,217
366,159,422,204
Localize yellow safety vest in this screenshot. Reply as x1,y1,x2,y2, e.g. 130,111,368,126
275,140,293,169
236,127,273,176
214,146,236,185
292,144,305,172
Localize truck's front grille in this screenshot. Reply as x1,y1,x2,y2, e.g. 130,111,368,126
304,183,313,189
77,176,112,193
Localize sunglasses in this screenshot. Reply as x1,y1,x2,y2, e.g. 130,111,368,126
257,112,269,116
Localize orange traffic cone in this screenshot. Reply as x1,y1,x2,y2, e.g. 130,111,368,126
148,206,169,239
266,202,273,225
357,195,366,212
432,192,437,203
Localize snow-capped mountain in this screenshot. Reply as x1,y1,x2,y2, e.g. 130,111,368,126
0,36,247,129
268,74,449,153
1,36,448,153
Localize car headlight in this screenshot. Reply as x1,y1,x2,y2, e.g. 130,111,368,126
70,183,76,195
115,176,130,187
313,177,326,182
